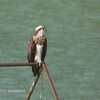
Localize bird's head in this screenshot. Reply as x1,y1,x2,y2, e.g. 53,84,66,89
35,25,47,36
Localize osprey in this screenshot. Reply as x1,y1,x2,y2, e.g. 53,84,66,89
27,25,47,76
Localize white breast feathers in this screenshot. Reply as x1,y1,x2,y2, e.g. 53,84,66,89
35,44,43,64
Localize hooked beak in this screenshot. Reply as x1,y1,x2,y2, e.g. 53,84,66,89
43,27,47,32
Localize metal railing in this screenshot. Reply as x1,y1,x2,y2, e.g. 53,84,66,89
0,62,59,100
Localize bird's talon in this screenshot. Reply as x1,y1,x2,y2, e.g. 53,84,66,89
38,62,42,66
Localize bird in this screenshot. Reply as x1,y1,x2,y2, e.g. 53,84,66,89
27,25,47,76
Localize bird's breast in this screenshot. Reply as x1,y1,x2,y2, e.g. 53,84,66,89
33,35,45,45
34,44,43,62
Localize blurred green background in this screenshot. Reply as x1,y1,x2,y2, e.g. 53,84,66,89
0,0,100,100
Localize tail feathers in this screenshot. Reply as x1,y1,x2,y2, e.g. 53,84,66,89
32,65,39,76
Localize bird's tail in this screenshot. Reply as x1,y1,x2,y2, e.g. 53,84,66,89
32,64,39,76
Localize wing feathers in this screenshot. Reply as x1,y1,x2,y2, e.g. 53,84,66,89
27,37,36,62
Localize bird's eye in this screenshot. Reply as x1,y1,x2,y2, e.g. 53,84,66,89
38,28,42,31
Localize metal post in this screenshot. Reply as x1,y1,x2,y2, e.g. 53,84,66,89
26,67,43,100
0,62,59,100
42,63,59,100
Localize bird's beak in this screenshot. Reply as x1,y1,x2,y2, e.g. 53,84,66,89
43,27,47,32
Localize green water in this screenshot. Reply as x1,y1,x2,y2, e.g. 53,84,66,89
0,0,100,100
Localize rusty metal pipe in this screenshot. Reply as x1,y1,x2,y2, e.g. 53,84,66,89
26,67,43,100
42,63,59,100
0,62,38,67
0,62,59,100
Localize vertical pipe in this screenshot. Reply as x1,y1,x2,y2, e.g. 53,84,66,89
42,63,59,100
26,67,43,100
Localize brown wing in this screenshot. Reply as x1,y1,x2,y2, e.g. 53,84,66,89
27,37,36,62
41,38,47,61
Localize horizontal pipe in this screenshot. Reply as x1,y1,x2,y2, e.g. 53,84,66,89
0,62,38,67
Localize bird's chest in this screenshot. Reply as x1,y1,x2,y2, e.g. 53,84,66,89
34,44,43,61
33,36,45,45
36,44,43,53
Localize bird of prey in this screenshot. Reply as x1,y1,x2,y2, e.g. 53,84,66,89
27,25,47,76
